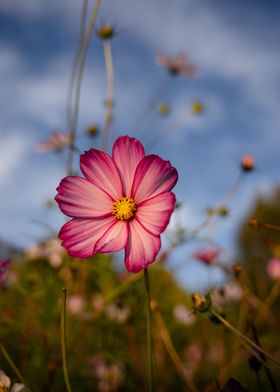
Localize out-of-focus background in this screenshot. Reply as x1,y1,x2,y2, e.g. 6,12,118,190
1,0,280,287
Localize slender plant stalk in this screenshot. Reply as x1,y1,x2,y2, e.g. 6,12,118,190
102,39,114,152
262,223,280,231
210,310,280,366
154,311,199,392
66,0,88,135
61,288,72,392
143,268,153,392
132,78,172,135
146,109,191,150
66,0,101,175
0,342,31,391
255,279,280,325
250,322,278,392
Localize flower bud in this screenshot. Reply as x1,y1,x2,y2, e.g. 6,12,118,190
191,293,212,313
241,155,255,172
96,23,116,40
191,101,204,115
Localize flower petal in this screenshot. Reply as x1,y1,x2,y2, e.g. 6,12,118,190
95,220,129,253
136,192,176,235
55,176,113,218
131,155,178,203
80,149,124,200
112,136,145,196
58,216,117,258
124,219,161,273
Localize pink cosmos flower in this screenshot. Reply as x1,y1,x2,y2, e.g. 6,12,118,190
0,258,10,284
156,52,197,77
193,248,220,265
36,131,69,153
267,258,280,280
55,136,178,272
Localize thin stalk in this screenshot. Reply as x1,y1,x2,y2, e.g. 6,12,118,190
154,311,199,392
250,322,278,392
144,268,153,392
61,288,72,392
132,78,172,135
262,223,280,231
66,0,101,175
255,279,280,326
66,0,88,135
102,39,115,152
210,310,280,366
0,343,31,391
146,110,191,150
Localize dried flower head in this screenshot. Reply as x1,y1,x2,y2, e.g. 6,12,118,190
156,52,197,77
193,248,220,265
36,131,69,153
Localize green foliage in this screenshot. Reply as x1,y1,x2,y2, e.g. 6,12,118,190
0,243,280,390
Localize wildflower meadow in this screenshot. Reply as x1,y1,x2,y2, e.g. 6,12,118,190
1,1,280,391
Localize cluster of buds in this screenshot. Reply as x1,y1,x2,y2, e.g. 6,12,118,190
207,206,229,218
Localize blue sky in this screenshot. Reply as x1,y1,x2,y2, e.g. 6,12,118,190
1,0,280,289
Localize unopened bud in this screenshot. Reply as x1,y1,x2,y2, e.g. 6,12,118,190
191,292,211,313
232,263,242,279
241,155,255,172
191,101,204,115
96,23,116,40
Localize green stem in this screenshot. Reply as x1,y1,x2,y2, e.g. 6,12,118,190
61,288,72,392
210,310,280,366
144,268,153,392
102,39,114,152
66,0,101,175
0,343,31,391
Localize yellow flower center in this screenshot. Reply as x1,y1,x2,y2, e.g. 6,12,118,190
112,197,136,221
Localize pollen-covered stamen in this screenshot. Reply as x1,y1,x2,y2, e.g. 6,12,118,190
112,197,137,221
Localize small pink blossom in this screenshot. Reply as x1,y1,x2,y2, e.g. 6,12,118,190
55,136,178,272
156,52,197,77
193,248,220,265
0,259,10,284
25,238,64,268
36,131,69,153
267,258,280,280
67,294,85,315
